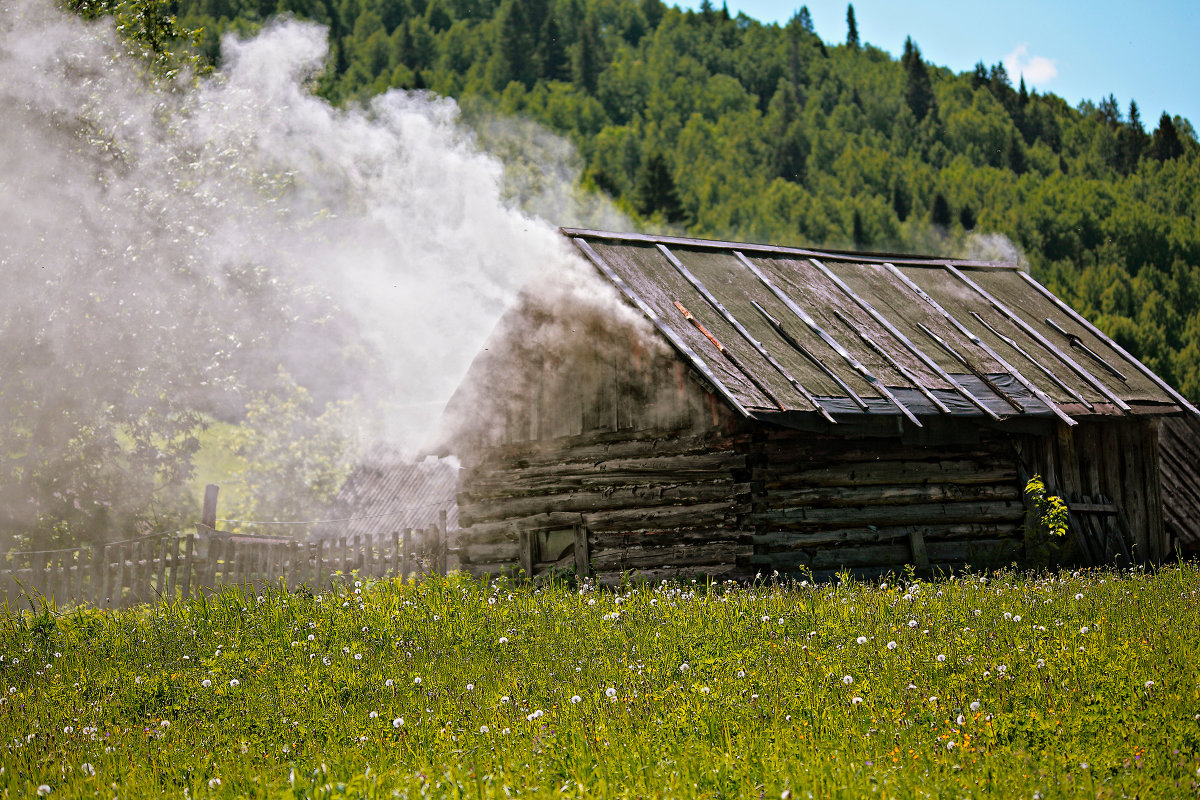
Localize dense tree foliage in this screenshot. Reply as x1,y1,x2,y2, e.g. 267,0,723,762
168,0,1200,398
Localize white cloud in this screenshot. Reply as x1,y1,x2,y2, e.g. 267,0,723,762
1003,43,1058,87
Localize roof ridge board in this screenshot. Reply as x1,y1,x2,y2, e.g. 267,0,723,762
559,228,1021,270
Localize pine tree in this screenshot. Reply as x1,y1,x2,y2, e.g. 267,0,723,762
1007,130,1026,175
852,209,866,247
902,37,935,122
573,12,600,95
1151,112,1184,161
494,0,534,88
1117,99,1147,174
931,192,951,228
959,205,976,231
633,153,686,223
536,12,569,81
796,5,814,34
892,179,910,222
970,61,988,90
768,78,808,183
845,3,858,49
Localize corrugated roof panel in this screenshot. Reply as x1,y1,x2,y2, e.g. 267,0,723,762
330,450,459,538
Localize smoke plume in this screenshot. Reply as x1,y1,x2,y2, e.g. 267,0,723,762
0,0,636,540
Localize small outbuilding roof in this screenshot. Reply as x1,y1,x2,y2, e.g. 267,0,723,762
566,228,1197,428
331,450,459,537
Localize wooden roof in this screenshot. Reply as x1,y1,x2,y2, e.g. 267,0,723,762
566,228,1197,428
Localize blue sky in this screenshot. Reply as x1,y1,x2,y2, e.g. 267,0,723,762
677,1,1200,129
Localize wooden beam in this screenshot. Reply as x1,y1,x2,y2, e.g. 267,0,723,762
806,257,1001,420
573,238,752,418
883,262,1077,427
943,266,1129,412
1017,270,1199,415
735,252,923,428
573,524,590,578
832,308,952,414
908,528,931,572
969,311,1094,410
657,244,834,422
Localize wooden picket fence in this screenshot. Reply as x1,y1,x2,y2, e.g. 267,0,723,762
0,525,452,609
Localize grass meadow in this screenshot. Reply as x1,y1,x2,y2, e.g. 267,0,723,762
2,565,1198,798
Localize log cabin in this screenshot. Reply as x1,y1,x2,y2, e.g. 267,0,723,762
439,229,1199,583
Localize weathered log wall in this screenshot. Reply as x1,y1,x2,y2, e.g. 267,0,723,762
1160,415,1200,555
1017,419,1167,563
457,426,754,582
746,430,1026,579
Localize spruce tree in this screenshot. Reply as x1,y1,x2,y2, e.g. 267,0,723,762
494,0,534,88
768,79,808,183
902,37,935,122
573,12,600,95
959,205,976,231
1152,112,1184,161
1007,130,1026,175
536,12,569,81
1117,99,1147,174
852,209,866,247
892,179,910,222
845,4,858,49
796,5,814,34
633,153,687,223
931,192,951,228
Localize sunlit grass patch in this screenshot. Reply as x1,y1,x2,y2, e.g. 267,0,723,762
2,565,1198,798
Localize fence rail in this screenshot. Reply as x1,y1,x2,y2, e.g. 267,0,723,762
0,525,453,609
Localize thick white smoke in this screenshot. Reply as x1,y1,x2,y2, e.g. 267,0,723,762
0,0,639,537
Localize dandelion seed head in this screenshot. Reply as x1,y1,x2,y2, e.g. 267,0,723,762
886,641,898,650
856,636,868,645
392,717,404,728
570,695,582,704
842,675,853,685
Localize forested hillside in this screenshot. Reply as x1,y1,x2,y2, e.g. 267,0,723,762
171,0,1200,400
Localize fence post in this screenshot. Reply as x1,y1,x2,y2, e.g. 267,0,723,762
402,530,412,583
181,534,195,600
391,530,400,578
438,510,448,576
201,485,219,531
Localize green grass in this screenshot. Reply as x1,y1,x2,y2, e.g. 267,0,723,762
2,566,1199,798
